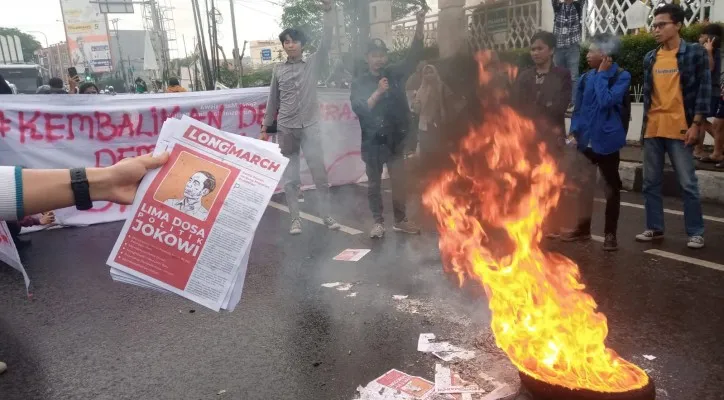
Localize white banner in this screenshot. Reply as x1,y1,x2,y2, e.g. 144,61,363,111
0,221,29,292
0,88,365,226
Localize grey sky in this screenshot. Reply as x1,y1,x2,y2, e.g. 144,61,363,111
0,0,283,58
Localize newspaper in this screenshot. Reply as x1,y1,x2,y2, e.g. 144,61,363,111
0,221,30,294
357,369,435,399
106,116,288,311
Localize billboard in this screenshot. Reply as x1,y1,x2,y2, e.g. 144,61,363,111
59,0,113,73
261,48,272,61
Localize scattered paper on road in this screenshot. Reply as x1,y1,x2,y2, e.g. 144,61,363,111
434,364,487,394
322,282,342,288
432,350,476,362
347,292,358,297
357,369,434,399
393,295,409,300
334,248,371,262
643,354,657,361
107,116,288,312
418,334,475,361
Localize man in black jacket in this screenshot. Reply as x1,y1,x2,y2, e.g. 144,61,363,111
350,10,426,238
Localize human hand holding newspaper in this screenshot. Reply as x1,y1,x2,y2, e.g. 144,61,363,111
106,116,288,311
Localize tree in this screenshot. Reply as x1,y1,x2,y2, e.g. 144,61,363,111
0,27,42,62
280,0,422,57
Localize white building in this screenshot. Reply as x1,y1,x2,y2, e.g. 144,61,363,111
249,40,285,67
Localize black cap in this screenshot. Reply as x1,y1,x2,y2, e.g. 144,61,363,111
366,38,389,54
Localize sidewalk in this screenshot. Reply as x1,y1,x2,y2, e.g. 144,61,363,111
618,144,724,204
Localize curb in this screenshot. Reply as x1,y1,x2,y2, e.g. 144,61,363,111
620,161,724,204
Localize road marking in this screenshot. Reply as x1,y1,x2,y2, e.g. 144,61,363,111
356,182,391,193
644,249,724,272
268,201,364,235
595,199,724,223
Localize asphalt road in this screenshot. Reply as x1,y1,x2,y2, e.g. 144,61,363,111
1,182,723,400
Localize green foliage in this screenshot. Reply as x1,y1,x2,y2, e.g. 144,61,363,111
0,27,42,62
242,68,274,88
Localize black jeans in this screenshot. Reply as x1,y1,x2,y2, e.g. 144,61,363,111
576,149,621,235
363,143,406,224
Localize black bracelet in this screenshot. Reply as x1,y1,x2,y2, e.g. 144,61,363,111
70,168,93,211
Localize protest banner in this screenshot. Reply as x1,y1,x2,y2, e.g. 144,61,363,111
0,88,365,226
0,222,29,292
107,116,287,311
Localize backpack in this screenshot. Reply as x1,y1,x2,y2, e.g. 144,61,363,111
580,68,631,132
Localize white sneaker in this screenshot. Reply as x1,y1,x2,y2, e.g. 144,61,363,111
635,230,664,242
369,223,385,238
289,218,302,235
323,216,341,230
687,236,705,249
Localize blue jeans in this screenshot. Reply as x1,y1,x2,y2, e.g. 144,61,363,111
553,43,579,106
642,138,704,236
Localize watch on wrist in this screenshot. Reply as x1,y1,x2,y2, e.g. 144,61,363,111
70,168,93,211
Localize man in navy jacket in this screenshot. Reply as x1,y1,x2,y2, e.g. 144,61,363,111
564,33,631,251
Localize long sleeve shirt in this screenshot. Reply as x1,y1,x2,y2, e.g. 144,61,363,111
0,166,23,221
641,40,711,140
570,63,631,155
552,0,585,48
350,37,424,153
263,8,335,129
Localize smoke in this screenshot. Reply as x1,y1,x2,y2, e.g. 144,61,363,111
589,33,622,57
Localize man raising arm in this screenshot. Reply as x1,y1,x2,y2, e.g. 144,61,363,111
260,0,340,236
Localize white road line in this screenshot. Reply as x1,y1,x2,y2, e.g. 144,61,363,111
595,198,724,223
268,201,364,235
644,249,724,272
356,182,391,193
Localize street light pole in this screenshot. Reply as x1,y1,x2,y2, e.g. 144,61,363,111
28,31,51,78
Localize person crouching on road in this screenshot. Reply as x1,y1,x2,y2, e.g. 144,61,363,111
350,9,427,239
564,33,631,251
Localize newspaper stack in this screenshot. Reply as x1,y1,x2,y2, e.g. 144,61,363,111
107,116,288,312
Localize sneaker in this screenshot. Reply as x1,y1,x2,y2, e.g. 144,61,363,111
0,360,6,374
289,218,302,235
635,230,664,242
323,216,341,230
393,219,421,234
560,230,592,242
370,223,385,238
603,233,618,251
687,235,705,249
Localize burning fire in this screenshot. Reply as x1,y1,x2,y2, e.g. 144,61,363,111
422,52,649,392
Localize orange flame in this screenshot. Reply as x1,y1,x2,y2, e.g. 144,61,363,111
422,52,649,392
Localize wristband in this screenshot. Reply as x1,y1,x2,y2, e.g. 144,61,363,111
70,168,93,211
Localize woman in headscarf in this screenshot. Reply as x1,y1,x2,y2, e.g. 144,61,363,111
412,64,455,158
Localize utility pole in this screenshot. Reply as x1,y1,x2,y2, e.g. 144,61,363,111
148,0,169,87
182,35,194,90
228,0,242,87
239,39,247,87
209,0,220,84
110,18,129,89
191,0,213,89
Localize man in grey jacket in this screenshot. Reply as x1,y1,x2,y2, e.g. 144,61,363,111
261,0,340,235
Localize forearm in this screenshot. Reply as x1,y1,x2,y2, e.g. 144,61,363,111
319,5,335,54
708,51,715,72
367,90,383,110
20,168,113,217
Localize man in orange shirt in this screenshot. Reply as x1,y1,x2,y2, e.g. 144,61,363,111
637,4,710,249
166,77,188,93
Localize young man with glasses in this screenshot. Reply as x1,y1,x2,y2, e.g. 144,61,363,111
637,4,710,249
